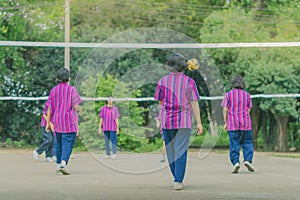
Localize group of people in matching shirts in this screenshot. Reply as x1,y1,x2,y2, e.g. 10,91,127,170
33,53,255,190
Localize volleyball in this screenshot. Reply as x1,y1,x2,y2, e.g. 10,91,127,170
187,58,200,71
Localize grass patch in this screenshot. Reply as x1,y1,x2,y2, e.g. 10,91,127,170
270,153,300,159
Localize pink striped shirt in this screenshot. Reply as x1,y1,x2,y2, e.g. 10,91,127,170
154,72,200,129
48,83,82,133
221,89,252,131
40,100,50,127
99,105,120,131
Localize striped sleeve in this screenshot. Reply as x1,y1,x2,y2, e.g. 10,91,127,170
99,107,104,118
247,93,253,109
71,87,82,106
188,78,200,101
154,81,163,101
221,93,230,108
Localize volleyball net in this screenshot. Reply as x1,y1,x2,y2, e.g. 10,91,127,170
1,40,300,102
1,38,299,157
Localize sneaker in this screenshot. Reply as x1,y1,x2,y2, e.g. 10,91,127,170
173,182,184,190
59,166,70,175
104,155,110,159
244,161,255,172
33,150,39,160
51,156,57,162
232,163,240,174
160,156,166,162
46,157,54,162
111,154,116,159
56,170,63,175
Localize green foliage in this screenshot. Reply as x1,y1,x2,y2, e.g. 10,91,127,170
200,4,300,151
0,0,299,153
78,74,158,152
191,129,230,147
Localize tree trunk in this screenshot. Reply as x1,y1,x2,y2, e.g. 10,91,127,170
269,114,276,148
251,103,260,149
275,115,289,152
262,111,268,150
205,101,218,136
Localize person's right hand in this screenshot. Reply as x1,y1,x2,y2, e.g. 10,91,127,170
49,122,55,132
46,122,51,132
98,128,102,135
197,123,203,135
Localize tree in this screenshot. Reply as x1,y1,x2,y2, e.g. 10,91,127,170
200,5,300,151
0,1,65,144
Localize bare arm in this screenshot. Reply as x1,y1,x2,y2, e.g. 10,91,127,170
45,107,51,131
116,118,119,134
190,101,203,135
98,118,102,135
223,107,228,130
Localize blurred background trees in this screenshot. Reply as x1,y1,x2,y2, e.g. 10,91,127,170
0,0,299,152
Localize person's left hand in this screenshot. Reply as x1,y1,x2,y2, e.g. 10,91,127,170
223,123,227,131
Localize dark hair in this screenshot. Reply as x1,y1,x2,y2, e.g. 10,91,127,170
166,53,188,72
230,75,246,89
56,68,70,83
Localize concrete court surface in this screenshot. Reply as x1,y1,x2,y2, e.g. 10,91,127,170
0,149,300,200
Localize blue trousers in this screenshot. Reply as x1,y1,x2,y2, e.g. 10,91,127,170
36,126,54,157
104,131,117,155
55,132,76,165
228,130,254,165
163,129,191,183
52,136,56,156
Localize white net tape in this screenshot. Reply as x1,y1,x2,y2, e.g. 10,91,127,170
1,41,300,48
1,41,299,102
0,94,299,101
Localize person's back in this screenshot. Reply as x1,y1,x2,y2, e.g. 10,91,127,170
222,75,255,174
50,83,81,133
224,88,252,131
47,68,82,175
157,72,198,129
154,53,203,190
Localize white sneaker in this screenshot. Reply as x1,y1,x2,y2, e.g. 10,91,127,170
244,161,255,172
51,156,57,162
160,156,166,162
33,150,39,160
173,182,184,190
232,163,240,174
104,155,110,159
111,154,116,159
59,166,70,175
46,157,54,162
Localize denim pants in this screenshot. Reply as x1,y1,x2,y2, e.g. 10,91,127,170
103,131,117,155
163,128,191,183
55,132,76,165
52,135,56,156
36,126,54,158
228,130,254,165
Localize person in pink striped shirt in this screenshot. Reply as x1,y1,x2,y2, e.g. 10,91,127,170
47,68,82,175
222,75,255,174
32,100,55,162
154,53,203,190
98,97,120,159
